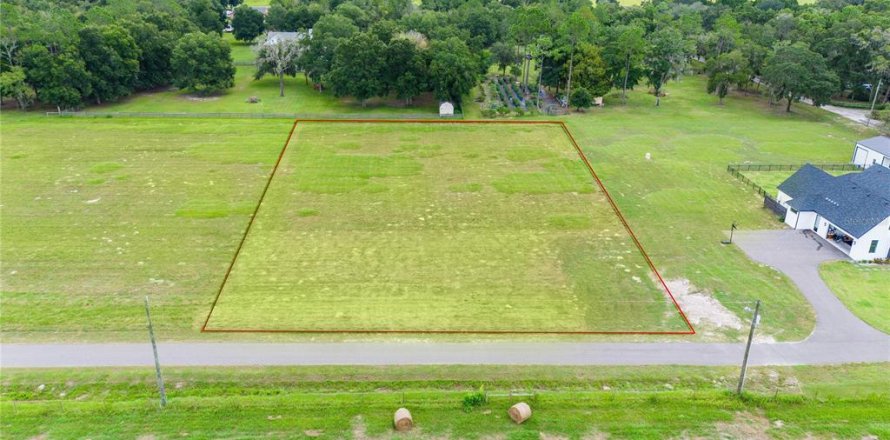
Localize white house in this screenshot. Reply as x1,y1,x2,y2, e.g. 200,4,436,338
777,164,890,260
852,135,890,169
264,30,311,46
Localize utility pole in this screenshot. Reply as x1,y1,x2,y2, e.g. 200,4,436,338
866,78,882,128
736,300,761,395
144,296,167,407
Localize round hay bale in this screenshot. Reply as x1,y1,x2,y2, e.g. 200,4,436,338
393,408,413,431
508,402,532,424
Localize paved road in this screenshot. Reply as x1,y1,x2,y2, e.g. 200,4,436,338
3,231,888,368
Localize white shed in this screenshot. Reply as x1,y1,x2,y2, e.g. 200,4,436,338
439,101,454,116
852,135,890,169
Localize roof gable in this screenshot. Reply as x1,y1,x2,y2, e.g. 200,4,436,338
781,165,890,237
857,135,890,157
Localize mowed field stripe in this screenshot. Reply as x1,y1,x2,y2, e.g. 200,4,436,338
203,119,694,335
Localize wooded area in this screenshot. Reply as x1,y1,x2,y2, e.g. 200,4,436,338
1,0,888,113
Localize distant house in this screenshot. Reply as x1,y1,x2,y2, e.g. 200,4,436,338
777,164,890,260
852,135,890,169
439,101,454,116
263,31,311,46
251,6,270,15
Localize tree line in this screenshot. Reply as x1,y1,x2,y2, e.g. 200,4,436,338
2,0,889,112
0,0,239,110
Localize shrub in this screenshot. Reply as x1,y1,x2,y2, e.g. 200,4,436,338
462,386,486,412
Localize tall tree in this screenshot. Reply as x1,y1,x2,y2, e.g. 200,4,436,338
78,25,140,104
327,33,386,106
509,6,549,90
20,45,92,111
644,27,690,106
300,14,358,84
572,43,611,99
602,23,646,102
560,8,594,107
706,49,750,104
232,5,265,43
491,41,516,75
384,37,426,104
186,0,226,34
762,42,839,112
428,36,478,106
255,33,301,97
171,32,235,95
122,19,179,90
0,67,36,109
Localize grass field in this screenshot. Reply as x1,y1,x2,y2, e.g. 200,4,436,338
820,261,890,334
204,122,688,333
0,115,292,340
1,76,879,341
564,77,879,341
3,363,888,438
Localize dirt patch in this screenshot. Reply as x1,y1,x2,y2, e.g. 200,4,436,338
136,435,157,440
182,95,220,102
665,278,775,342
713,411,770,440
304,430,324,437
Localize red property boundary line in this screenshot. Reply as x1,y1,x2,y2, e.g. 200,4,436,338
201,119,695,336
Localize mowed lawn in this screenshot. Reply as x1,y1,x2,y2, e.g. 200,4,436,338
0,114,292,340
3,364,888,439
206,122,689,332
820,262,890,334
565,76,879,340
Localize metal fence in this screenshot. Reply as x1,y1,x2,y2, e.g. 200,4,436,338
46,111,461,120
727,163,862,172
763,195,787,217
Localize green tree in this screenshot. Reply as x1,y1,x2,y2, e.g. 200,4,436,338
603,24,646,102
300,14,359,84
560,8,594,107
78,25,140,104
570,87,592,111
327,33,386,105
171,32,235,95
762,42,839,112
122,20,179,90
255,33,300,97
509,6,550,90
232,5,265,42
0,66,35,109
491,42,516,75
428,37,478,105
21,45,92,110
572,43,611,99
384,38,427,104
186,0,226,34
706,50,750,104
644,27,690,106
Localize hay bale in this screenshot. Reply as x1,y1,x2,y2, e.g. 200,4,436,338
393,408,413,431
508,402,532,424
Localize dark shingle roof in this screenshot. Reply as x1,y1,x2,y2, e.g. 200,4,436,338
777,164,835,198
857,135,890,157
780,165,890,238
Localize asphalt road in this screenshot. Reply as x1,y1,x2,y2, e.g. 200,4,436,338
2,230,888,368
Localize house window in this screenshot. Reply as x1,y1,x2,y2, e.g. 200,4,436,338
869,240,879,253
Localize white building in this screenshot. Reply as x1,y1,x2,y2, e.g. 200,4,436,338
852,135,890,169
777,164,890,260
439,101,454,116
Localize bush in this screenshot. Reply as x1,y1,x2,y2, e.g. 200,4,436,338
871,109,890,124
462,386,486,412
